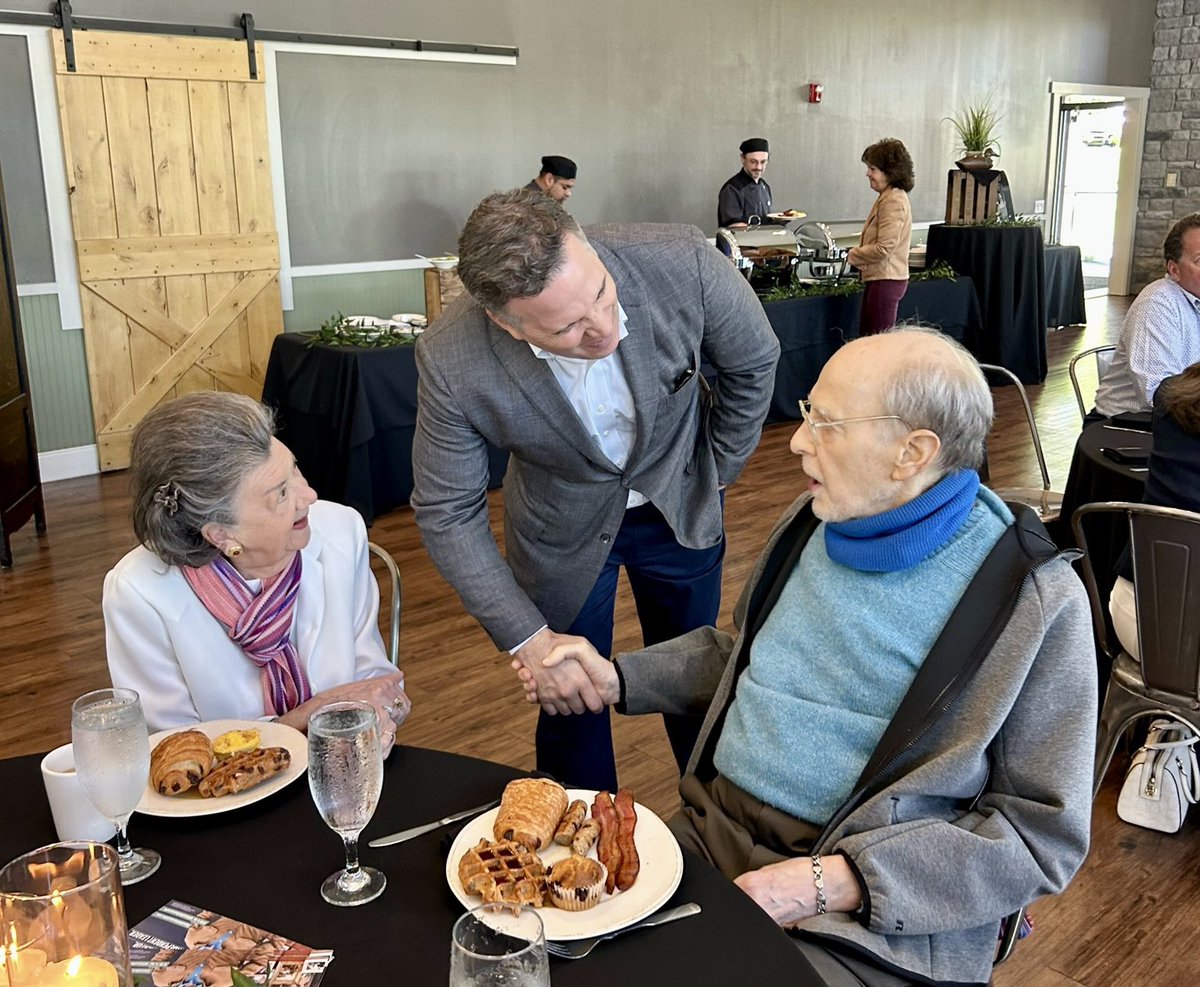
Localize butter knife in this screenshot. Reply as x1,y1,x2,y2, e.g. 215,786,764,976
368,799,499,848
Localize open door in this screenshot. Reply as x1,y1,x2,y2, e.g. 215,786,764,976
53,29,283,470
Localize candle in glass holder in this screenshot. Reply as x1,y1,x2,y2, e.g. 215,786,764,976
27,955,119,987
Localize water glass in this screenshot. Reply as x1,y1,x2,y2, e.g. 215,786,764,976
449,905,550,987
307,701,386,906
70,688,161,885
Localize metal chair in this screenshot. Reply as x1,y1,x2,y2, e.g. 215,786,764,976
979,363,1063,524
994,905,1027,966
1068,344,1116,421
1072,502,1200,795
367,541,402,666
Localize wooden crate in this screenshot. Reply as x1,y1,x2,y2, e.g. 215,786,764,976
944,169,1005,225
423,267,467,322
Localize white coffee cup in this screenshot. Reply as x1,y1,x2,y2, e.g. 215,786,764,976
41,743,118,842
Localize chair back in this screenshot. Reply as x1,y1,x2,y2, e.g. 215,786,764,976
1073,502,1200,696
979,363,1052,491
1068,344,1116,421
367,541,402,666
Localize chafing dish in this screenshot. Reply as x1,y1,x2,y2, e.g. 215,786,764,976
715,220,848,286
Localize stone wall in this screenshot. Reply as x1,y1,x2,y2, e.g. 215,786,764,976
1135,0,1200,290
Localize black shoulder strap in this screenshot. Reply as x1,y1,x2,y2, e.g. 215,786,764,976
851,504,1057,792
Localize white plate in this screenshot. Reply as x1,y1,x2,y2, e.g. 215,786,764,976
767,210,807,220
138,720,307,818
391,313,428,326
445,788,684,942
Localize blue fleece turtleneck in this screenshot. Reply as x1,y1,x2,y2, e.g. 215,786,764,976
824,469,981,572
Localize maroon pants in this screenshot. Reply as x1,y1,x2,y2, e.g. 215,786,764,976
859,279,908,335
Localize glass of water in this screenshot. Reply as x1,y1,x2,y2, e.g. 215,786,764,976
70,687,162,884
450,904,550,987
308,701,386,906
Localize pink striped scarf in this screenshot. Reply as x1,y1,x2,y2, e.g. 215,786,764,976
182,552,312,717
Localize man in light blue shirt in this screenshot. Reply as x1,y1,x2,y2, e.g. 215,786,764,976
1094,213,1200,416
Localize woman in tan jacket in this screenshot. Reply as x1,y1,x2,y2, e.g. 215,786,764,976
848,138,914,335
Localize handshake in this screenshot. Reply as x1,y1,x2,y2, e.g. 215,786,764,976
510,630,621,715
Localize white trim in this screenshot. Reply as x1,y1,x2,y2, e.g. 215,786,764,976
291,258,432,278
16,281,59,296
263,40,514,309
0,25,84,330
38,443,99,482
1050,81,1151,98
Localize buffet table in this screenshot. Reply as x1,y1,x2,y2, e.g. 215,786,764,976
262,334,508,523
926,224,1048,384
1044,244,1087,329
760,275,983,422
2,747,821,985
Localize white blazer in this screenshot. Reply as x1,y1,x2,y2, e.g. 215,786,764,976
103,500,395,731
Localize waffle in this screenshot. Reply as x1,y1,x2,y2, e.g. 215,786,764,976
457,839,548,907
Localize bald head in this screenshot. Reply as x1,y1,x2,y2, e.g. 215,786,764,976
827,328,992,474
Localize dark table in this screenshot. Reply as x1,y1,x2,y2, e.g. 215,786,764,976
1043,244,1087,329
3,747,820,986
262,334,508,524
760,275,983,422
927,224,1048,384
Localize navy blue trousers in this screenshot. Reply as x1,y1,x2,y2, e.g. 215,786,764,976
535,499,725,791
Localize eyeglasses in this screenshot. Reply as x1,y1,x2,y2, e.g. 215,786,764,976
797,399,912,442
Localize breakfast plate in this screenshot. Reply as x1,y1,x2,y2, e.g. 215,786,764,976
138,719,307,818
767,210,807,220
445,788,684,941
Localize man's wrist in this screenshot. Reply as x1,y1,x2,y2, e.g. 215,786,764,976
509,625,549,656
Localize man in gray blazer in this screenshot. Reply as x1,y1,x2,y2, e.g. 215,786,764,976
411,189,779,790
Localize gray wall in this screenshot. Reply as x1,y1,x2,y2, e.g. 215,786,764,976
3,0,1155,270
0,34,52,283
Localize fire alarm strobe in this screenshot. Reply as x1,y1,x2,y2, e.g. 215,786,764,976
808,83,823,104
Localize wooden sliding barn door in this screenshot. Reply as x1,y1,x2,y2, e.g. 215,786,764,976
53,30,283,470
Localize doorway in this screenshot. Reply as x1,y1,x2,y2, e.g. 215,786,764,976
1045,82,1150,297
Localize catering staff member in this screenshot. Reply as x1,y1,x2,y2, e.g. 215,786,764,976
717,138,772,228
526,155,577,202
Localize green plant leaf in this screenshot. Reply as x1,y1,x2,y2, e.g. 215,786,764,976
943,97,1003,156
231,970,260,987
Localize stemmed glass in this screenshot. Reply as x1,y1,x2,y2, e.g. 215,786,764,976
449,904,551,987
307,701,386,906
70,687,162,884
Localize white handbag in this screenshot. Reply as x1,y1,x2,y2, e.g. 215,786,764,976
1117,717,1200,834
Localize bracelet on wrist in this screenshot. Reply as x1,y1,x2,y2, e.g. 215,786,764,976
811,853,827,915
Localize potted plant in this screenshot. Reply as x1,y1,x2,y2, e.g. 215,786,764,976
944,98,1002,171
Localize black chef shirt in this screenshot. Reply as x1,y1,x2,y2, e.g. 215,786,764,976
717,170,772,227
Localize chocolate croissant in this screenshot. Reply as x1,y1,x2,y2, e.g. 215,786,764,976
150,729,215,796
493,778,568,850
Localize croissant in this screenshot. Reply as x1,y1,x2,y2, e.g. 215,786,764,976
493,778,568,850
150,729,215,796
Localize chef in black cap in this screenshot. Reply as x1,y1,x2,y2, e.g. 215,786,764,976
717,138,772,228
525,155,577,203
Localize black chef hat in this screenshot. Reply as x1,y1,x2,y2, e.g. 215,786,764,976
739,138,769,155
540,155,577,179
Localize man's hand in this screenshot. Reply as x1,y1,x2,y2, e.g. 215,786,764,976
510,629,607,716
734,854,862,928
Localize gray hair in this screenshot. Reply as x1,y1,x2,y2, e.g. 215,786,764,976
129,392,276,567
456,187,584,317
880,326,993,474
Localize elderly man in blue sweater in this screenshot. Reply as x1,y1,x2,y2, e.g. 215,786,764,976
522,328,1096,987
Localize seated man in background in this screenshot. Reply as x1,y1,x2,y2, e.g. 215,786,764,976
1094,212,1200,417
525,328,1096,987
525,155,577,203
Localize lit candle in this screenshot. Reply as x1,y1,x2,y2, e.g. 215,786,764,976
27,955,119,987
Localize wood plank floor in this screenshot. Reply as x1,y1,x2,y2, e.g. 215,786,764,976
5,295,1195,985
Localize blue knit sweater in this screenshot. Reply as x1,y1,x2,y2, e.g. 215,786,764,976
712,486,1012,825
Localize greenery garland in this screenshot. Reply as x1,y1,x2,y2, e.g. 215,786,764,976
970,215,1043,229
309,312,420,348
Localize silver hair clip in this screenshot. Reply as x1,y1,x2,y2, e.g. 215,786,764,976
153,481,180,517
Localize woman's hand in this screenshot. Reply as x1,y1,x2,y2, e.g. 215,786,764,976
278,670,410,757
734,854,862,928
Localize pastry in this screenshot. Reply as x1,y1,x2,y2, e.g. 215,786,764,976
546,854,605,911
150,729,215,796
458,838,547,907
197,746,290,798
212,728,260,760
493,778,568,851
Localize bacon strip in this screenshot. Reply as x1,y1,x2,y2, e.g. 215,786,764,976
592,791,621,895
613,789,640,891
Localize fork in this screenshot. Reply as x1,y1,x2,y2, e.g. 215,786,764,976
546,902,702,960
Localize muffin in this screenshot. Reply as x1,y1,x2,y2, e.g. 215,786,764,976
546,854,605,911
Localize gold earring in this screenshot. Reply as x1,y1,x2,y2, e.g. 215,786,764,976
226,544,243,558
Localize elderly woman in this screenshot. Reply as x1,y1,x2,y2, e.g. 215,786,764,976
847,138,914,336
103,392,410,748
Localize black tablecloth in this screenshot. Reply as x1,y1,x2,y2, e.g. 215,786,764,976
927,224,1048,384
760,276,983,422
2,747,820,986
1043,244,1087,329
262,334,508,524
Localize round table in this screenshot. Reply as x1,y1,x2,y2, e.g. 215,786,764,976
2,746,822,985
